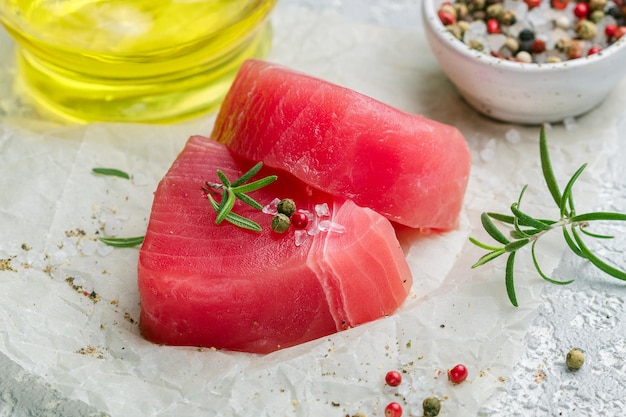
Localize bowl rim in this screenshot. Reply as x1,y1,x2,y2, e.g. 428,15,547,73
422,0,626,73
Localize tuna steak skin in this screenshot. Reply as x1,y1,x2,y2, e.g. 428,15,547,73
211,59,471,230
138,136,412,354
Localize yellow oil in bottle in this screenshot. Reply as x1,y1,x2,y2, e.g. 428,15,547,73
0,0,277,123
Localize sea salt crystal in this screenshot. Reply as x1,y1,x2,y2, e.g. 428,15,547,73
97,242,115,256
262,198,280,215
0,242,21,257
318,220,346,234
480,138,497,162
79,239,98,256
505,128,522,144
48,249,69,266
314,203,330,217
563,116,577,131
294,230,308,247
61,237,78,256
506,20,527,39
546,27,570,49
103,217,122,236
486,34,507,53
504,0,529,21
468,20,488,36
527,7,551,33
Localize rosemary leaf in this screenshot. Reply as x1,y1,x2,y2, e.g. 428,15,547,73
510,203,552,231
559,163,587,217
212,192,236,224
571,212,626,222
99,236,144,247
488,212,556,227
208,193,262,232
469,237,503,251
92,168,131,180
231,162,264,187
510,228,542,239
471,248,506,268
481,212,510,244
235,192,264,210
579,227,615,239
539,127,562,207
562,227,584,258
571,225,626,281
217,170,231,187
505,238,530,252
231,176,277,194
505,252,518,307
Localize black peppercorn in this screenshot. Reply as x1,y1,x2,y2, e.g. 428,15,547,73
518,28,535,42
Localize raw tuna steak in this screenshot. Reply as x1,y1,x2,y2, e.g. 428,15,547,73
212,59,471,230
138,136,412,354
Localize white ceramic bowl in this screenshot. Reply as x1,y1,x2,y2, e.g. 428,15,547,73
422,0,626,124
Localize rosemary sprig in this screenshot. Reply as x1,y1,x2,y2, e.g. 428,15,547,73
92,168,131,179
470,127,626,307
98,236,144,248
202,162,277,232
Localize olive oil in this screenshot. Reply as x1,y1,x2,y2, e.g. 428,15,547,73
0,0,277,123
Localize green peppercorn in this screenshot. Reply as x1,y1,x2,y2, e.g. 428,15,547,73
446,23,464,40
500,9,517,25
458,20,471,33
589,0,607,11
468,39,484,51
566,348,585,371
576,20,597,40
454,2,469,18
271,213,291,233
423,396,441,417
470,0,486,11
277,198,297,217
590,9,605,23
486,3,504,19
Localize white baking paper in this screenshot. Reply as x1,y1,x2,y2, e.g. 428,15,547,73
1,6,625,417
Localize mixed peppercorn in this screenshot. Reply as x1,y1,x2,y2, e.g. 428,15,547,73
437,0,626,62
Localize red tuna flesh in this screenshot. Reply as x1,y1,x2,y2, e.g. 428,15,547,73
138,136,412,354
212,59,471,230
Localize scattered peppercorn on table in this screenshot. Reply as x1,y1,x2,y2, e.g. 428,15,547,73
1,1,626,416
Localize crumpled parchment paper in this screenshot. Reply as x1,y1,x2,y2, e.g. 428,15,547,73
1,6,625,417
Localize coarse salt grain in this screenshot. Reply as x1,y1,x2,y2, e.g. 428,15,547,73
562,116,578,131
262,198,281,215
505,128,522,144
314,203,330,217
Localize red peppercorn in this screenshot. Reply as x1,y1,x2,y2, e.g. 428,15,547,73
448,364,468,384
573,2,589,19
385,402,403,417
552,0,570,10
438,10,456,26
587,45,602,55
385,370,402,387
524,0,541,9
486,18,501,34
615,26,626,40
530,39,546,53
291,210,309,229
605,24,618,38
